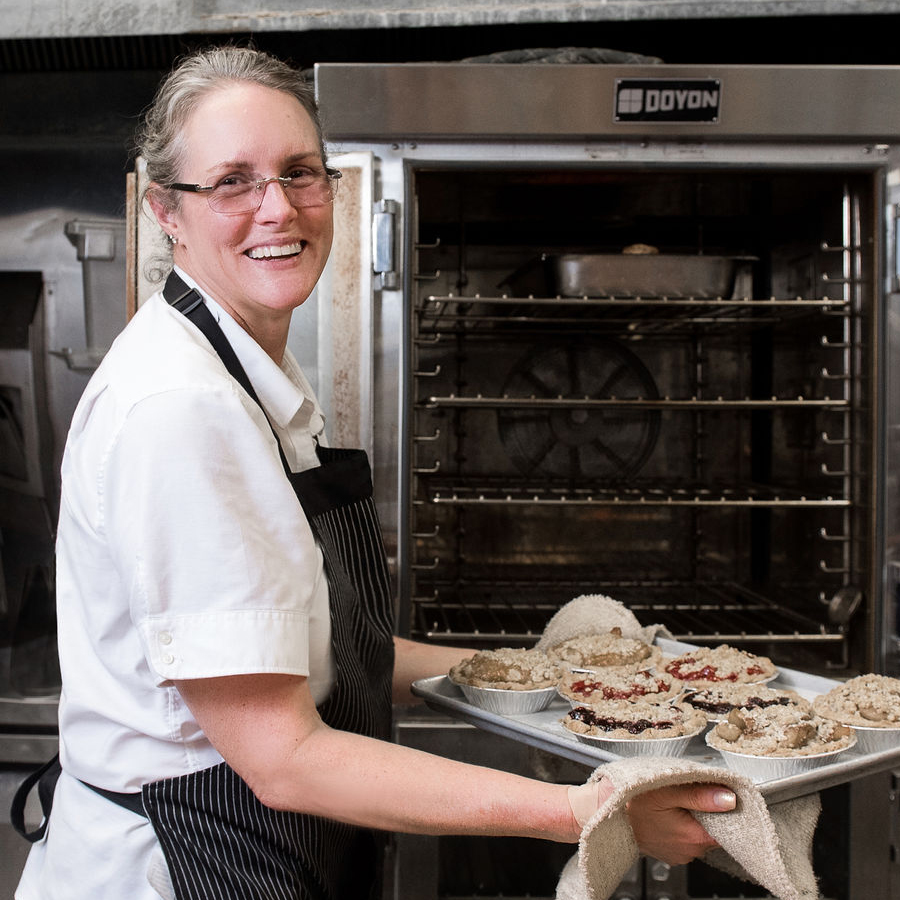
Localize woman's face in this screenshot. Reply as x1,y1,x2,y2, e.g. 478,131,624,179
154,82,334,342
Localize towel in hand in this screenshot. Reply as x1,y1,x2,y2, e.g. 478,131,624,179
556,757,821,900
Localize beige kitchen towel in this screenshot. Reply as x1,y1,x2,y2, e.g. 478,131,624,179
536,593,672,650
555,757,821,900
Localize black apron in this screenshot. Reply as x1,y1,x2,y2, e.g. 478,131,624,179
12,273,396,900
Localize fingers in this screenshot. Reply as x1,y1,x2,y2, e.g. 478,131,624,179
624,782,736,866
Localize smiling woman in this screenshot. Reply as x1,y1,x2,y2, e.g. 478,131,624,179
147,81,336,361
12,45,736,900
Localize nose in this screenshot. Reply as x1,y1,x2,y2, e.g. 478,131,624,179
255,177,296,219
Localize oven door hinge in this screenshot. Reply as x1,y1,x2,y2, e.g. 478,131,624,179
372,199,400,290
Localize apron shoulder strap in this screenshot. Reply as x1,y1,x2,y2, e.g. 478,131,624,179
162,271,291,476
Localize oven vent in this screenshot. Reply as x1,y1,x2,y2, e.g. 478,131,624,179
0,35,197,73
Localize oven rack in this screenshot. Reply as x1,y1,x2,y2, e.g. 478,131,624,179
409,579,843,647
419,394,849,411
417,479,849,508
417,293,848,332
414,297,850,341
421,293,847,311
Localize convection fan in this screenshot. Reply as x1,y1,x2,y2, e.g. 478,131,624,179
496,340,660,480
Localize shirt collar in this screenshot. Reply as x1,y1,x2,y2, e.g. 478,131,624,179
171,266,307,429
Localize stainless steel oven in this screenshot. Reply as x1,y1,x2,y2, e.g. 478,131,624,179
315,62,900,899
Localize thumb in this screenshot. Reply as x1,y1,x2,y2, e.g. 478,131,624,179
646,783,737,814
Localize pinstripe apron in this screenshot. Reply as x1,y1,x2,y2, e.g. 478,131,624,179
13,274,396,899
138,273,396,899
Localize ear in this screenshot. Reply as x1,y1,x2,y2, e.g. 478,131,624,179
146,184,180,241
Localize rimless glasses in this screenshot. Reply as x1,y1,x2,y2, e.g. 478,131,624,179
166,167,341,216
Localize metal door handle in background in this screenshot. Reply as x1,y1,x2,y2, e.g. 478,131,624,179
373,199,399,289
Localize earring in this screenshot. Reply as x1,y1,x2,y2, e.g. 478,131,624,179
167,234,178,245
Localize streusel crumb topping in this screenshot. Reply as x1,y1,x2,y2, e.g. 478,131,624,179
562,699,706,740
663,644,776,687
449,648,562,690
547,628,656,669
558,667,683,705
708,705,854,757
813,674,900,728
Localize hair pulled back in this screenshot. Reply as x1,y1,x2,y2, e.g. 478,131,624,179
136,45,325,205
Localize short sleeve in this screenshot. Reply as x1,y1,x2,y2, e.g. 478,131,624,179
100,381,324,683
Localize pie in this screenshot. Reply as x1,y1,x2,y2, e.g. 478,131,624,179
449,647,563,690
547,628,658,670
682,684,810,720
707,705,854,757
558,667,683,705
812,673,900,728
562,699,706,740
662,644,776,687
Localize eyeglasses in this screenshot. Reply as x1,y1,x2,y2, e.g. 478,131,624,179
166,167,341,215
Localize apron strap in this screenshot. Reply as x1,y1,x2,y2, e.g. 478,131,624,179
10,753,147,843
162,271,291,476
83,782,147,818
10,754,60,842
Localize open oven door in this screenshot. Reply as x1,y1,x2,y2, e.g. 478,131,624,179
314,150,377,459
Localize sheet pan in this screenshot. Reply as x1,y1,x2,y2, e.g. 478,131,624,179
410,639,900,802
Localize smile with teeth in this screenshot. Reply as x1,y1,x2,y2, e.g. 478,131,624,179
246,241,305,259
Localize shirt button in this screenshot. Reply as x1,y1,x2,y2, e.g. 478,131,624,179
159,631,173,645
162,653,174,666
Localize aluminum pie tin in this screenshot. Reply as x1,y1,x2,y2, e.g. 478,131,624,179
847,724,900,754
564,719,707,758
705,730,857,782
451,679,559,715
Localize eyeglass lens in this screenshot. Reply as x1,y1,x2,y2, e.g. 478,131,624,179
208,174,338,214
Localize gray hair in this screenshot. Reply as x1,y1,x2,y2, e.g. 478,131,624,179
136,45,325,209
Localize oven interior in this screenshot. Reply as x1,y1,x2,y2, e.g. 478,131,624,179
404,165,876,676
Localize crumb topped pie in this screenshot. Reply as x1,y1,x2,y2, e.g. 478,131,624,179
813,673,900,728
562,699,706,741
707,705,854,758
663,644,776,687
682,684,810,720
547,628,658,670
558,667,683,706
449,647,562,691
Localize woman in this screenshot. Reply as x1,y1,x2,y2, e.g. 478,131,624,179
14,46,735,900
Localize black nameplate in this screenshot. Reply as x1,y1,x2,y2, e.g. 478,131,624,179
615,78,721,124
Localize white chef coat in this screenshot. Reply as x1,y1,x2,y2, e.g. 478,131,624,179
16,270,335,900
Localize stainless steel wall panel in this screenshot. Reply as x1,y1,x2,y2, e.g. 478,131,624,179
317,63,900,141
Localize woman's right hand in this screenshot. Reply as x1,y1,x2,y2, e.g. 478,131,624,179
568,778,736,864
625,783,736,865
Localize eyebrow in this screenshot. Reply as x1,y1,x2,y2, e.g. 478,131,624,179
206,151,322,174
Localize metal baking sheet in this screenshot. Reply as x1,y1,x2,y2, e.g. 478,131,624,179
553,254,750,298
411,638,900,802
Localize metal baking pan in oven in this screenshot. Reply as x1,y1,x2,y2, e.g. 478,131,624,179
553,253,753,298
411,638,900,802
